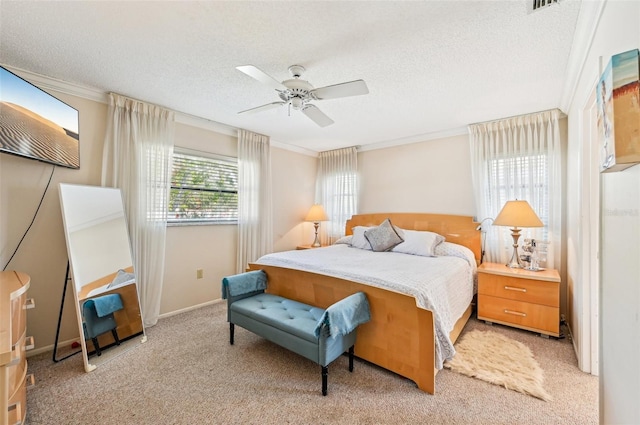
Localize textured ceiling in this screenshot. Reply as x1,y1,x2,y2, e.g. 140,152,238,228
0,1,582,153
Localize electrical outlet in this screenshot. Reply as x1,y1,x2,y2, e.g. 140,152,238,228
196,269,204,279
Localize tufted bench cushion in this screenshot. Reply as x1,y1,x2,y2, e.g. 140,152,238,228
230,294,325,343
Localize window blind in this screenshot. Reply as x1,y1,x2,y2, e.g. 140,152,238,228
168,151,238,224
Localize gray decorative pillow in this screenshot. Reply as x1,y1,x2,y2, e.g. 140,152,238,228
364,218,405,252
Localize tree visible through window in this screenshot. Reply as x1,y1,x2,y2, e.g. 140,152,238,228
168,149,238,224
487,154,550,240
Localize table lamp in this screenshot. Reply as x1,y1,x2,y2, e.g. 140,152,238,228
305,204,328,247
493,200,543,268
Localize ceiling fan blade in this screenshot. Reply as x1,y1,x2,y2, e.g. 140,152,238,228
302,104,334,127
310,79,369,100
238,102,285,114
236,65,284,90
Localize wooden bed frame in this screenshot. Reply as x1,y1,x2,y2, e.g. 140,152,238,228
248,212,480,394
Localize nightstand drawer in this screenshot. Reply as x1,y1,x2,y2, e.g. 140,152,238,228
478,273,559,307
478,294,559,336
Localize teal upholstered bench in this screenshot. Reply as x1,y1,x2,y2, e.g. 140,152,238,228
222,270,371,396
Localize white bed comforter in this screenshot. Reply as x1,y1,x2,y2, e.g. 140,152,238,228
254,244,475,368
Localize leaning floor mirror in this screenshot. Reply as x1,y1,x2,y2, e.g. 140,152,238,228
59,183,146,372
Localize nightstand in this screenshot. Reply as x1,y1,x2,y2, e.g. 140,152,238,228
477,262,560,337
296,245,318,250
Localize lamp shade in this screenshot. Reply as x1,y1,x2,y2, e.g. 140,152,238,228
305,204,328,222
493,200,543,228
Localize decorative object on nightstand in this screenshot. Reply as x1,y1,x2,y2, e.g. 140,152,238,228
493,200,543,268
477,263,560,338
520,238,550,271
305,204,329,247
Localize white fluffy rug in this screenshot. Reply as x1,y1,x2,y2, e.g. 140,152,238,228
444,329,552,401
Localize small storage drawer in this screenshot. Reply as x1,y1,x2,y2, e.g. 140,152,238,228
478,273,559,307
7,374,27,425
8,333,28,394
478,294,560,335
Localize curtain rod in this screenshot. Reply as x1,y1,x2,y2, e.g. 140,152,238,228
468,108,566,127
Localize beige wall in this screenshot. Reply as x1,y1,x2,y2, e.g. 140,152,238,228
159,127,317,316
272,147,317,250
0,80,317,351
1,91,107,353
159,124,238,316
358,134,475,216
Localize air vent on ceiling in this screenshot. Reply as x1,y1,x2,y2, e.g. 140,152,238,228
529,0,559,13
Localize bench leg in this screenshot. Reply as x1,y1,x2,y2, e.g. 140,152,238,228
112,329,121,346
92,337,101,356
321,365,328,396
230,323,235,345
348,346,354,372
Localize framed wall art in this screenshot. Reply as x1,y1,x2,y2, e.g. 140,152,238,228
597,49,640,173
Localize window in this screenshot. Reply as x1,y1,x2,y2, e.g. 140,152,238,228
486,153,550,240
168,148,238,225
316,147,358,243
469,110,561,269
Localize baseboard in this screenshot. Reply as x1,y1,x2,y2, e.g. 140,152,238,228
158,298,223,320
27,299,223,358
566,321,581,368
28,337,81,358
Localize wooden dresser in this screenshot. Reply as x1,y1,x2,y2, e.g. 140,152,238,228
1,271,35,425
477,262,560,337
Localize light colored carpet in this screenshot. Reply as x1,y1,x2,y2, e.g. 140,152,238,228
25,302,598,424
444,329,551,401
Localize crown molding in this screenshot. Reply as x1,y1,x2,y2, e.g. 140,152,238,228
269,140,318,157
2,63,468,156
2,63,109,103
357,126,468,152
173,112,237,137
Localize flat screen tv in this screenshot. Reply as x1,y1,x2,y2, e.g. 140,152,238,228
0,65,79,169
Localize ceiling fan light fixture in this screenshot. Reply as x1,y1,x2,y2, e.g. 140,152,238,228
290,97,304,110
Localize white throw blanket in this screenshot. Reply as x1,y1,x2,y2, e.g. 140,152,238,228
255,244,475,368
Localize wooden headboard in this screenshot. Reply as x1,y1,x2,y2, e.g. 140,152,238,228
345,213,481,263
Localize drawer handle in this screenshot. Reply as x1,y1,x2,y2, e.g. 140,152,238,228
24,298,36,310
504,309,527,317
9,343,21,366
504,286,527,293
8,400,22,422
25,336,35,351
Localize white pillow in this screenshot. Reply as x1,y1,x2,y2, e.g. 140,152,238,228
434,241,477,269
334,235,352,245
351,226,373,250
391,229,445,257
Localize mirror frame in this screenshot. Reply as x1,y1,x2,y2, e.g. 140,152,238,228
59,183,146,371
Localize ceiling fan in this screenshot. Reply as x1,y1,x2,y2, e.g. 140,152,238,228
236,64,369,127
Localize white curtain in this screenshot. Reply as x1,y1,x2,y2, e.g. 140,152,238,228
236,130,273,273
102,93,174,327
469,109,562,269
315,147,358,244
